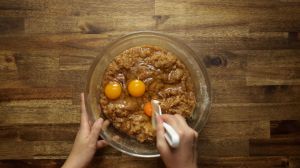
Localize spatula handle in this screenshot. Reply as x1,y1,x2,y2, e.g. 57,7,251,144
163,122,180,148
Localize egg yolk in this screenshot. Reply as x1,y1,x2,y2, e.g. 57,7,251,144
104,82,122,99
128,79,145,97
144,102,153,117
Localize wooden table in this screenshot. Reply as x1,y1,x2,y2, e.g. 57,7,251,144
0,0,300,167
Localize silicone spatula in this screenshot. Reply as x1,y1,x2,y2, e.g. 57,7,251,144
151,100,180,148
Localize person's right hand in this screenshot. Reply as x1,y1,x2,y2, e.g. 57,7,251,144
156,114,198,168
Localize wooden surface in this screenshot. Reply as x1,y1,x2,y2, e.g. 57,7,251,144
0,0,300,167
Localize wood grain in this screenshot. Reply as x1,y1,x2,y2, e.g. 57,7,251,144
271,120,300,138
0,140,120,159
0,0,299,167
289,157,300,168
0,156,291,168
0,88,72,101
0,124,78,141
249,138,300,156
198,156,289,168
198,139,249,157
0,100,80,125
210,103,300,122
201,121,270,139
0,17,24,34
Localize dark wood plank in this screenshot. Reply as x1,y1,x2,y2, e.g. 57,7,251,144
198,139,249,157
12,51,60,88
250,138,300,156
250,20,300,33
0,156,291,168
289,157,300,168
246,67,300,85
0,159,65,168
0,156,161,168
244,49,300,86
0,17,24,34
0,99,80,125
110,156,161,168
59,54,95,71
210,103,300,122
0,88,72,101
0,121,269,142
202,121,270,139
271,120,300,138
25,16,156,34
199,156,289,168
0,124,78,141
0,141,72,159
0,34,112,52
0,140,120,159
213,85,300,104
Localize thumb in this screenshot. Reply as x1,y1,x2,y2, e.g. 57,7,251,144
90,118,104,142
156,116,170,155
96,140,108,149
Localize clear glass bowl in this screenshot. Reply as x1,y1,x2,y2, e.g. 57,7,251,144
85,31,211,158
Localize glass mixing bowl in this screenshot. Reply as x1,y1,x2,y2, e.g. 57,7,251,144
85,31,211,158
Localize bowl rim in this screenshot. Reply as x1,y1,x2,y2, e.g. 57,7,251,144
84,30,212,158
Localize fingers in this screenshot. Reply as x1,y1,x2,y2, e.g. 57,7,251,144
162,114,198,143
156,115,170,155
90,118,104,141
96,140,108,149
101,120,110,132
80,93,90,131
160,114,180,131
174,114,189,128
88,120,93,128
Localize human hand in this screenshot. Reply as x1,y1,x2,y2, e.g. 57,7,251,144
62,93,108,168
156,114,198,168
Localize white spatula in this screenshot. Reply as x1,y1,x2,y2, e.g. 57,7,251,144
151,100,180,148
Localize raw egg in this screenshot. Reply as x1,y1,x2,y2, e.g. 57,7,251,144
143,102,153,117
104,82,122,99
128,79,145,97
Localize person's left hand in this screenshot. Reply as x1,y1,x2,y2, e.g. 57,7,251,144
62,93,108,168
